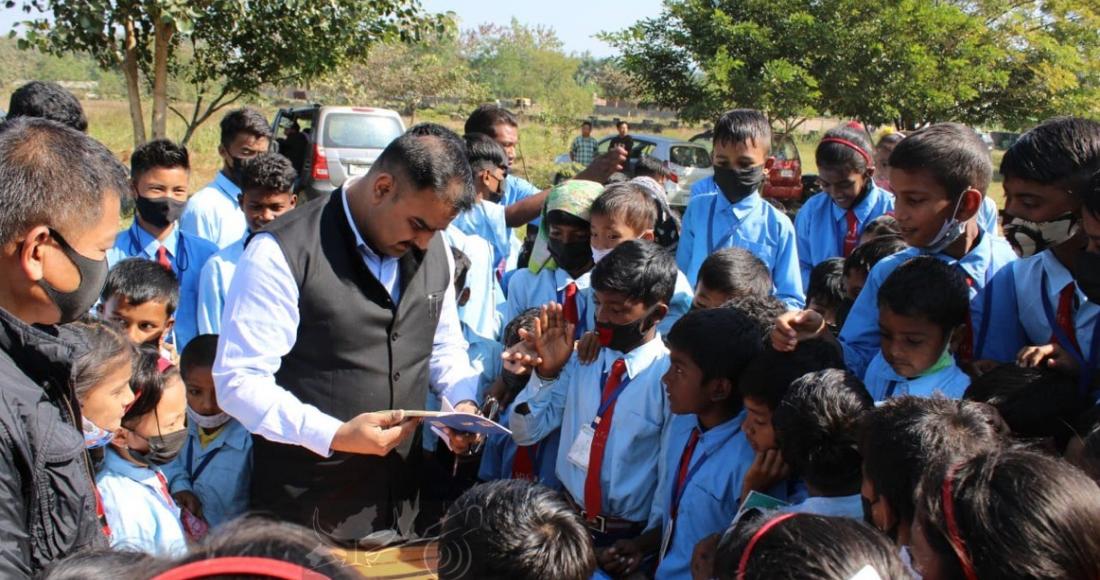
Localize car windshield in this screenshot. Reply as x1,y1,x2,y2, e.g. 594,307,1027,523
670,145,711,168
322,113,403,149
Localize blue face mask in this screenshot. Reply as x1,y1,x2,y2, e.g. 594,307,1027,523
82,417,115,449
922,192,967,254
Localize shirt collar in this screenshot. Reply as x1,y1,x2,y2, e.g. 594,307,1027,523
555,268,579,292
189,419,250,452
695,411,743,454
341,185,396,265
213,170,241,200
103,447,163,486
936,231,994,288
603,333,669,379
131,220,180,258
829,185,884,223
715,191,761,222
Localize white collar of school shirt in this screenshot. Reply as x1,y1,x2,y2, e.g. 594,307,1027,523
601,332,668,381
131,220,180,258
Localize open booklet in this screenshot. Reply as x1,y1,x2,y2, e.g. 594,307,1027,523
400,397,511,439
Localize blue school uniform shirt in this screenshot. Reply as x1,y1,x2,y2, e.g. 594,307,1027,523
180,172,248,249
838,233,1017,378
676,191,804,309
863,351,970,401
162,419,252,529
504,174,542,226
794,187,895,290
978,250,1100,366
444,226,505,342
451,199,511,272
504,267,590,330
978,196,1000,235
780,494,864,519
478,400,563,490
690,175,715,199
196,236,245,335
107,222,219,351
647,413,754,579
96,448,187,557
577,269,694,337
510,335,672,522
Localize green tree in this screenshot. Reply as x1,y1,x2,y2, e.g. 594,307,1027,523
575,54,641,107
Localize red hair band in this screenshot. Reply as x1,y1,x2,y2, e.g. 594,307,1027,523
151,556,330,580
157,356,174,374
821,137,874,168
941,464,979,580
737,513,797,580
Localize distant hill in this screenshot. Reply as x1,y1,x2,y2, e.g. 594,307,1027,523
0,37,124,97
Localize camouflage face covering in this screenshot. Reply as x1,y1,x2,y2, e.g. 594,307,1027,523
527,180,605,274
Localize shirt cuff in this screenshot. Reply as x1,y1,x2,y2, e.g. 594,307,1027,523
300,411,345,458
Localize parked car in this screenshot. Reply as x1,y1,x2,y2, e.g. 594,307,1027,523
555,133,713,210
689,131,805,203
271,105,405,200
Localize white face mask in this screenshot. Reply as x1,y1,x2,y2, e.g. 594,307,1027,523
1003,212,1079,257
923,192,968,254
187,406,231,430
591,245,614,264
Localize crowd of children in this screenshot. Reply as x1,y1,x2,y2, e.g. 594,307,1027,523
10,77,1100,579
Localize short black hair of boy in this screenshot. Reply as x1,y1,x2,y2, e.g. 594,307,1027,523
581,120,592,128
239,152,296,194
180,334,219,382
6,81,87,132
877,256,968,336
219,107,272,148
666,308,765,396
860,396,1007,526
773,369,873,496
964,364,1084,452
844,235,907,276
807,258,846,314
439,480,596,580
130,139,190,182
888,122,992,197
465,132,509,173
503,308,540,348
464,104,519,138
633,155,670,180
698,248,772,300
450,246,471,295
861,214,901,239
101,258,180,316
374,123,476,213
739,340,845,410
1000,116,1100,195
721,294,788,339
590,239,676,308
816,125,874,174
713,109,771,154
590,182,658,233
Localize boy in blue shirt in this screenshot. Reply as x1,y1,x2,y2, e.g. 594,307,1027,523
691,248,773,310
795,127,895,289
598,307,765,578
451,133,512,273
508,240,676,549
99,258,179,356
165,334,252,530
108,140,218,352
676,109,804,308
196,152,297,335
774,123,1017,378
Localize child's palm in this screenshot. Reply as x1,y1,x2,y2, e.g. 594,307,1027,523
527,303,575,376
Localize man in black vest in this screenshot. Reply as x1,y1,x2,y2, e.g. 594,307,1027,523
213,124,482,546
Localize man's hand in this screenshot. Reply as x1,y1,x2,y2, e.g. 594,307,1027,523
740,449,791,502
331,410,419,456
516,303,575,379
576,331,601,365
575,146,628,184
691,534,721,580
173,490,203,519
771,310,826,352
1017,342,1080,373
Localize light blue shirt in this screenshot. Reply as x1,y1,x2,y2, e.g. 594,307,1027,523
510,336,672,522
451,199,511,272
504,175,542,226
478,400,563,490
978,249,1100,364
196,237,245,335
107,221,219,351
838,233,1017,378
689,175,715,199
180,172,248,249
863,351,970,401
648,413,754,580
577,269,694,337
504,267,590,331
794,187,895,290
162,418,252,529
978,196,1000,235
443,226,505,342
676,191,804,309
780,494,864,519
96,448,187,557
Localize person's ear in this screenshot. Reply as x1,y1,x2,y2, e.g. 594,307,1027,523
17,225,51,284
649,303,670,326
947,324,965,353
458,287,471,308
288,194,298,208
764,156,776,173
956,188,983,222
864,165,876,180
708,377,734,404
163,316,175,337
640,229,655,242
371,173,395,205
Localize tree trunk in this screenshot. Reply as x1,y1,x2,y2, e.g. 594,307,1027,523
151,15,173,140
122,16,147,147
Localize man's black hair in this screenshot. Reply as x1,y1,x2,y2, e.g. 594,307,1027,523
1000,117,1100,195
844,235,907,276
698,248,772,300
0,117,129,246
816,125,874,174
101,258,180,316
465,132,508,173
615,120,628,129
666,308,765,396
878,256,968,336
180,334,219,382
373,123,476,213
581,120,592,128
633,155,670,180
888,122,992,197
130,139,190,182
774,369,873,496
807,258,846,314
721,294,789,339
1088,169,1100,218
439,480,596,580
739,341,846,411
239,152,297,194
450,246,471,295
6,81,87,132
964,364,1085,452
713,109,772,154
860,396,1008,526
219,107,272,148
464,104,519,139
590,239,676,308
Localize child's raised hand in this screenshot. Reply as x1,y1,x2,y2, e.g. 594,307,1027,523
517,303,575,379
1017,342,1080,373
173,490,203,519
740,448,791,501
501,341,540,375
576,331,602,365
771,310,826,352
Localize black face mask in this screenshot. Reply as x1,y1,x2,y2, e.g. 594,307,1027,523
596,308,658,353
130,427,188,466
37,229,109,324
548,238,592,273
713,164,765,202
1076,251,1100,303
135,196,187,229
227,155,247,185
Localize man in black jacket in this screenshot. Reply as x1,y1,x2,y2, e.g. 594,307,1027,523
0,118,129,577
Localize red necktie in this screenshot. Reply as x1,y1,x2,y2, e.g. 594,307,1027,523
154,470,175,507
562,282,578,325
1052,282,1080,351
156,245,172,271
843,209,860,257
93,485,111,538
584,358,627,519
671,428,701,520
512,443,538,480
957,274,975,361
